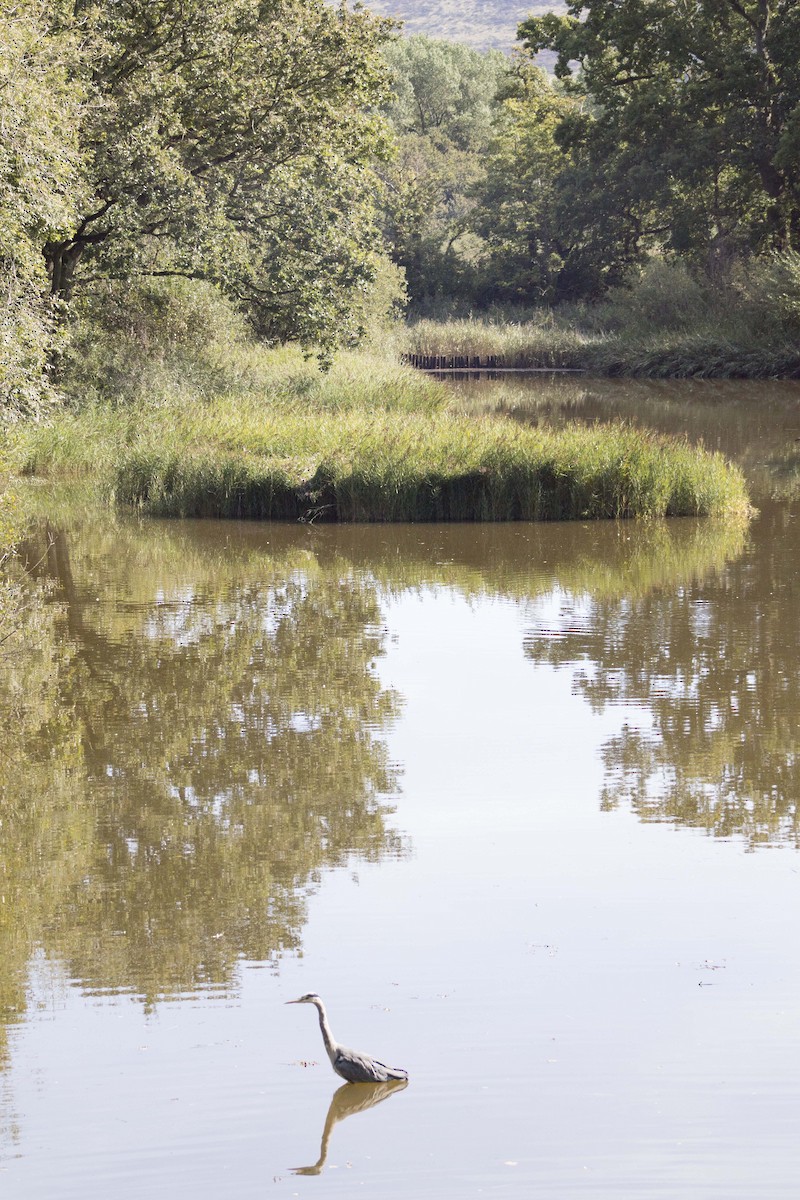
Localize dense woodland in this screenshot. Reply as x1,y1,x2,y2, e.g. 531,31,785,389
2,0,800,419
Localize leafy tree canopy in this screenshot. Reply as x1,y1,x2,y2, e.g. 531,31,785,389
518,0,800,263
381,35,507,307
0,0,85,414
2,0,396,383
385,34,507,151
474,62,593,304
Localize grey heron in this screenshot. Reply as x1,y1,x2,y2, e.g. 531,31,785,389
286,993,408,1084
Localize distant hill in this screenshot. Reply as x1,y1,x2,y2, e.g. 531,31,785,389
367,0,566,53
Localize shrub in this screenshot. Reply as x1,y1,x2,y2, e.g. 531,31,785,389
721,252,800,338
58,278,249,404
597,260,711,335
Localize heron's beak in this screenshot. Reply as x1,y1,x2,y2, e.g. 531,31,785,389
285,998,301,1004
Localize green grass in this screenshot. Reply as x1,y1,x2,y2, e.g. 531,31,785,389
395,316,800,378
9,347,751,522
397,254,800,378
392,315,595,370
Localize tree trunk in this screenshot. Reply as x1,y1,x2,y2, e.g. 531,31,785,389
44,240,85,301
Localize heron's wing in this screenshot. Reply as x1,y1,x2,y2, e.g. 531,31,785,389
333,1048,405,1083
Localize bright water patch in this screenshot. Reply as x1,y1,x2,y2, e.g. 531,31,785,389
2,418,800,1195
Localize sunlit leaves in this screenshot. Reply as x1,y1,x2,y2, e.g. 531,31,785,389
0,1,85,413
381,35,507,306
518,0,800,267
3,0,395,372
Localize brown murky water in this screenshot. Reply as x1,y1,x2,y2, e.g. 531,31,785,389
2,378,800,1197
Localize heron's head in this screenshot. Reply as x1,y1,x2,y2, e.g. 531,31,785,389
286,992,321,1006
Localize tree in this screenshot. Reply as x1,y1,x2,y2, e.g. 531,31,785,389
519,0,800,268
0,0,84,414
473,62,595,304
381,35,507,307
36,0,394,357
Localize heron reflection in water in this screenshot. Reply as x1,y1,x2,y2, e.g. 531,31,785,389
291,1078,408,1176
286,993,408,1083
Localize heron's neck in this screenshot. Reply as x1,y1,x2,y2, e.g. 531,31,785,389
314,1001,338,1063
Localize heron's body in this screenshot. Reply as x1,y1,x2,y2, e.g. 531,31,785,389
287,993,408,1084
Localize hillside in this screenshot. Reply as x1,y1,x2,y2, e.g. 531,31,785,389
367,0,565,52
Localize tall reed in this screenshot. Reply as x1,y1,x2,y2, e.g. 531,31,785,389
12,400,749,523
10,346,751,522
396,258,800,378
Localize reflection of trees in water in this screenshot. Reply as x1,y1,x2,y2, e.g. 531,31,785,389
1,521,404,1010
0,506,752,1037
525,503,800,848
0,552,86,1068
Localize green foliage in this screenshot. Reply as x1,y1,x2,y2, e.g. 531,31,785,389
0,440,20,555
397,252,800,377
724,251,800,335
59,279,250,404
386,35,506,149
592,255,800,372
473,63,591,303
10,346,750,521
77,0,393,355
599,260,712,336
0,1,84,416
0,438,26,672
0,0,396,394
382,35,507,307
519,0,800,272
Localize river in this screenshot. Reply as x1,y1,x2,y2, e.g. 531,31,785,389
1,376,800,1197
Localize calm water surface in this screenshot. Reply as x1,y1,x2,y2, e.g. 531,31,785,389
2,378,800,1197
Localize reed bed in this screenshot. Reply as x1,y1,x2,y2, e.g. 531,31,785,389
10,372,750,521
395,317,595,371
396,318,800,379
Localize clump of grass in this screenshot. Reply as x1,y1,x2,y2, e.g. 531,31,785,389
116,414,752,521
11,330,751,523
394,314,596,370
11,373,750,522
0,436,29,650
0,439,21,552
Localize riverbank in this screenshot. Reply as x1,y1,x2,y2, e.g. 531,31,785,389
396,318,800,379
7,347,750,522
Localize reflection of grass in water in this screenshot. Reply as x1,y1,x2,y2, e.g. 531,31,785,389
546,519,748,600
756,454,800,501
362,518,749,605
13,484,749,604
